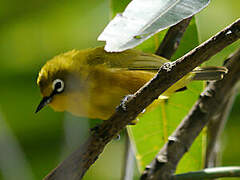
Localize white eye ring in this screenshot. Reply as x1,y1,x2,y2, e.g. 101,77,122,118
52,79,64,93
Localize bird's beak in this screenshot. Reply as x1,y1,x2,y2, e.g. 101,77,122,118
35,95,53,113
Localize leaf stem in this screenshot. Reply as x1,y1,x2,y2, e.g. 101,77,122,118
174,166,240,180
121,131,135,180
160,101,168,142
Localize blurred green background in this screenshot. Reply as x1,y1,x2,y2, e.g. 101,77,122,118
0,0,239,179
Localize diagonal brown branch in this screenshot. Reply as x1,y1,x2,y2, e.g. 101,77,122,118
44,19,240,180
205,52,239,168
205,90,237,168
140,48,240,180
155,17,192,59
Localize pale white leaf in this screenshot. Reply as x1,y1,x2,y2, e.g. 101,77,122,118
98,0,210,52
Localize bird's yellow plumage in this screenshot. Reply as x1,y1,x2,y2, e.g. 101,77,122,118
36,46,227,120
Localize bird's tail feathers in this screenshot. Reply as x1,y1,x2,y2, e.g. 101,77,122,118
192,66,228,81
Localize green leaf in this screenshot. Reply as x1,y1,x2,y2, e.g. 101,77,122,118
128,17,205,173
98,0,210,52
111,0,131,18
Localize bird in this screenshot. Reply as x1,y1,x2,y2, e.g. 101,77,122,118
36,46,227,120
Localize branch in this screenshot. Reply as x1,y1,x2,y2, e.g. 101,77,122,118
205,89,237,167
44,18,240,180
205,52,239,168
174,166,240,180
155,17,192,59
140,47,240,180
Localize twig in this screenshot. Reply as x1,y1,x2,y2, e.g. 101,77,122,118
44,19,240,180
155,17,192,59
174,166,240,180
140,48,240,180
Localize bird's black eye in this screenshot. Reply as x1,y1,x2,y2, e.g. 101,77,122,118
52,79,64,93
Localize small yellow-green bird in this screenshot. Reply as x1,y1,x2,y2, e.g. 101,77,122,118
36,46,227,120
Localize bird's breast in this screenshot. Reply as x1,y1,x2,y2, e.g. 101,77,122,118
62,66,155,119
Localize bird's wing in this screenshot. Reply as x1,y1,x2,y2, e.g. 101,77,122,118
84,46,170,70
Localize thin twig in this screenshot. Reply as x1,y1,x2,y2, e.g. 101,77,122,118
174,166,240,180
140,48,240,180
44,19,240,180
155,17,192,59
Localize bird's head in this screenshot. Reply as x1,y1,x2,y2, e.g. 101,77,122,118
35,50,87,113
